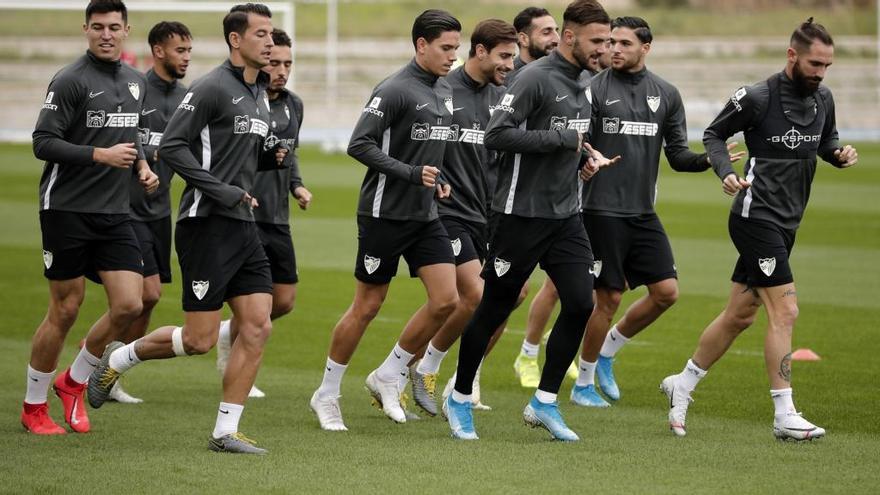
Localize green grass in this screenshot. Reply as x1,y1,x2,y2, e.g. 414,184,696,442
1,142,879,493
0,2,874,39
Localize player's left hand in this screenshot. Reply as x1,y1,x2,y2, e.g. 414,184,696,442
583,142,621,169
138,164,160,194
436,183,451,199
579,160,599,181
293,186,313,210
834,145,858,168
726,141,746,163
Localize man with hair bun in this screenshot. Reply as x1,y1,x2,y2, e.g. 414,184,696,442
661,18,857,441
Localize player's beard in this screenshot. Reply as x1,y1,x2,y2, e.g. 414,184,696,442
527,41,555,60
792,62,821,96
570,38,592,70
163,59,185,80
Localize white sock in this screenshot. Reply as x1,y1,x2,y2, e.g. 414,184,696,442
317,358,347,398
451,390,471,404
417,342,447,375
770,388,797,415
534,389,557,404
24,365,54,404
521,340,539,358
218,319,231,347
376,343,415,383
600,325,629,358
678,359,707,393
475,359,483,381
575,358,597,387
69,347,101,384
397,365,409,393
108,341,142,374
212,402,243,439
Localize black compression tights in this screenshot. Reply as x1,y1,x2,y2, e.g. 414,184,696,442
453,263,594,396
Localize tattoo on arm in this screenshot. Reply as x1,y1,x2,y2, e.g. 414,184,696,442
783,289,796,297
778,352,792,382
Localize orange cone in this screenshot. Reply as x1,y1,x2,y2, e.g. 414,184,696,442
791,348,821,361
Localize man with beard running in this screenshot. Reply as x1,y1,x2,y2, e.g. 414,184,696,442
660,18,857,441
216,28,311,399
445,0,618,442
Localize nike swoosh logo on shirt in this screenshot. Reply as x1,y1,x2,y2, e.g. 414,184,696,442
89,91,104,99
232,96,245,104
605,99,620,106
416,103,429,110
555,95,568,102
141,108,157,116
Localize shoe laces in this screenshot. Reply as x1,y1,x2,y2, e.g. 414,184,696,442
231,432,257,445
422,373,437,397
97,368,120,390
399,392,410,411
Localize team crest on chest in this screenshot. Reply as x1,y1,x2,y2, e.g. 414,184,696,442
758,257,776,277
451,238,462,257
647,95,660,113
494,257,511,277
444,97,454,115
192,280,209,300
585,86,592,103
128,82,140,100
364,255,381,275
284,104,290,120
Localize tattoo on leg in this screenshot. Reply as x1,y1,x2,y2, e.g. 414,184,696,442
778,352,792,382
783,289,796,297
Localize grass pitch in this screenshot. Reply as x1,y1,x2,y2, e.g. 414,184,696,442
1,142,879,493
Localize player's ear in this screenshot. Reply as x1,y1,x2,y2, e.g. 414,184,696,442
786,46,798,64
415,37,427,55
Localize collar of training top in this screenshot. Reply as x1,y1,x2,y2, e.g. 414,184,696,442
146,68,178,92
405,58,440,86
457,65,485,90
85,50,122,73
611,66,648,84
549,50,582,80
222,59,270,88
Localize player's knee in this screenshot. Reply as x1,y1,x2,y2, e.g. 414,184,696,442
562,296,594,319
515,283,530,307
51,299,81,328
271,298,295,319
651,285,679,309
141,288,161,312
431,291,459,319
459,288,481,315
182,331,216,355
772,303,799,330
595,291,622,319
111,298,143,323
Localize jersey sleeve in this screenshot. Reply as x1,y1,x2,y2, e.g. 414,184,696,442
346,85,422,184
159,87,245,208
816,89,843,167
32,74,95,167
662,87,709,172
703,84,763,180
289,94,305,191
484,74,580,153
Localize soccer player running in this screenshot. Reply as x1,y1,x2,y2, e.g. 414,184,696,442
660,18,857,441
407,19,517,417
106,20,193,404
309,10,461,431
216,28,311,399
570,16,744,407
88,4,286,455
22,0,158,435
445,0,618,441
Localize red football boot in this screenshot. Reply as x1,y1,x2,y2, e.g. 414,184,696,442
21,402,66,435
53,370,90,433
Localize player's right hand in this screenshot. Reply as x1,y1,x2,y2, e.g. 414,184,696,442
722,173,750,196
242,192,259,210
422,166,440,187
96,143,138,168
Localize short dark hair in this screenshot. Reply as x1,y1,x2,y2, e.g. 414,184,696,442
513,7,552,35
469,19,517,57
86,0,127,24
148,21,192,49
411,9,461,49
612,16,652,44
562,0,610,31
223,3,273,50
272,29,291,47
790,17,834,53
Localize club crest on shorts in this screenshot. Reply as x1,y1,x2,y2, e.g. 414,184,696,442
589,260,602,277
494,257,510,277
128,82,140,100
42,250,53,269
364,255,381,275
758,257,776,276
451,238,462,257
192,280,209,300
647,95,661,113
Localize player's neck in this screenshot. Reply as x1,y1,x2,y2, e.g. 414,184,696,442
463,59,488,86
152,65,175,84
